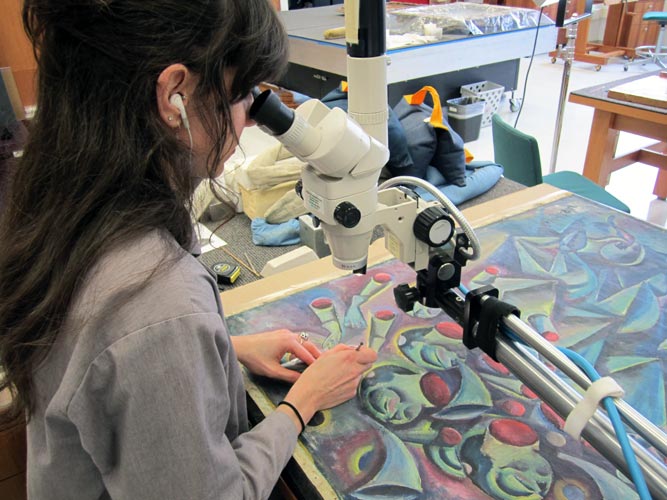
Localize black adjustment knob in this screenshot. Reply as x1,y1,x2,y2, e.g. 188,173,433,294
295,179,303,199
394,284,420,313
414,206,454,247
334,201,361,228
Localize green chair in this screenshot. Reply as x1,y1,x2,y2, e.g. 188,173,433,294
491,114,631,213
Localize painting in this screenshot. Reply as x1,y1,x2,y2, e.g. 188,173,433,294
226,195,667,499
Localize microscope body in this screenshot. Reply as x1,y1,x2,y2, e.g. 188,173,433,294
250,90,460,274
285,99,387,271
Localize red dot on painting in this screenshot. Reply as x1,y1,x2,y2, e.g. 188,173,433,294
486,266,500,275
439,427,462,446
489,419,538,446
311,298,332,309
435,322,463,339
540,402,565,428
543,331,560,342
373,273,391,283
420,372,452,407
483,355,510,375
500,400,526,417
521,385,538,399
375,310,395,321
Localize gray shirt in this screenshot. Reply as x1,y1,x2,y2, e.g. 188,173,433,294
27,229,298,499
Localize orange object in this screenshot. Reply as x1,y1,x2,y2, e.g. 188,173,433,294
404,86,445,130
404,86,474,163
0,0,37,107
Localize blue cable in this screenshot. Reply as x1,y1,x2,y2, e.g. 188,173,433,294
558,347,651,500
457,284,651,499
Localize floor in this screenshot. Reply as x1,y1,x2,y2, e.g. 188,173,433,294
465,52,667,228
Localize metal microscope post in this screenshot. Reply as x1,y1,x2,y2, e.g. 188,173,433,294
549,19,578,174
437,286,667,497
495,332,667,499
505,313,667,459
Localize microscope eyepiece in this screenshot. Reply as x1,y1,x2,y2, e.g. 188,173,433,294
248,90,295,136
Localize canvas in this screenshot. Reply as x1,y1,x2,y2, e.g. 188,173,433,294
226,195,667,499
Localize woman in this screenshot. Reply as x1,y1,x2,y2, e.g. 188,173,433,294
0,1,377,498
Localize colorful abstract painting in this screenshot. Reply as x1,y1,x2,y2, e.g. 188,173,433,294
226,196,667,499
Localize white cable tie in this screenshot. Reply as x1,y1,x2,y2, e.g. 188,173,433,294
563,376,625,440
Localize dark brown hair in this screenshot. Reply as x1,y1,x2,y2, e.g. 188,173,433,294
0,0,288,421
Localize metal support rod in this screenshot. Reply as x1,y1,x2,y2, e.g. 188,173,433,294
441,287,667,496
447,287,667,459
496,336,667,499
429,283,667,496
500,338,667,492
549,19,578,174
655,23,667,69
504,314,667,459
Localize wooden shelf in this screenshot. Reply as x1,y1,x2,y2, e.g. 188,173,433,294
547,0,664,69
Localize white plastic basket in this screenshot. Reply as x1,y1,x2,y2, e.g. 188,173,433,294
460,81,505,127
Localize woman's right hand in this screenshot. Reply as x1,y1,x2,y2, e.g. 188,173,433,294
281,344,377,426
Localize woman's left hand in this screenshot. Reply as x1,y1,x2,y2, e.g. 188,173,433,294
231,329,322,383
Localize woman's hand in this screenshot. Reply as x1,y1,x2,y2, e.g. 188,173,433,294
282,344,378,425
231,329,321,384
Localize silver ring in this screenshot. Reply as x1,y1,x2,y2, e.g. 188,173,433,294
299,331,309,345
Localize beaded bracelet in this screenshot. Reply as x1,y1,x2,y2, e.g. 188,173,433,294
277,400,306,433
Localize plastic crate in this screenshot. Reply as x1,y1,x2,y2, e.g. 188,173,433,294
460,81,505,127
446,97,484,142
446,96,485,117
448,112,483,143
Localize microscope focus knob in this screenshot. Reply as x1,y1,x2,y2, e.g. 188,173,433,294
334,201,361,228
394,283,420,313
414,206,454,247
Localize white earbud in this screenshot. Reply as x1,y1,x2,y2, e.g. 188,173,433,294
169,93,190,132
169,92,193,152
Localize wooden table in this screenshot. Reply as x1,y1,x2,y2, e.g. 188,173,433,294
569,71,667,199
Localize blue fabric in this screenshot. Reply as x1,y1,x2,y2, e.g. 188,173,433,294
321,87,413,173
432,126,468,187
392,99,436,179
291,90,311,105
417,161,504,206
251,218,301,246
393,97,467,187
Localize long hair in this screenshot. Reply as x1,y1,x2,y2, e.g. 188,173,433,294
0,0,288,421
